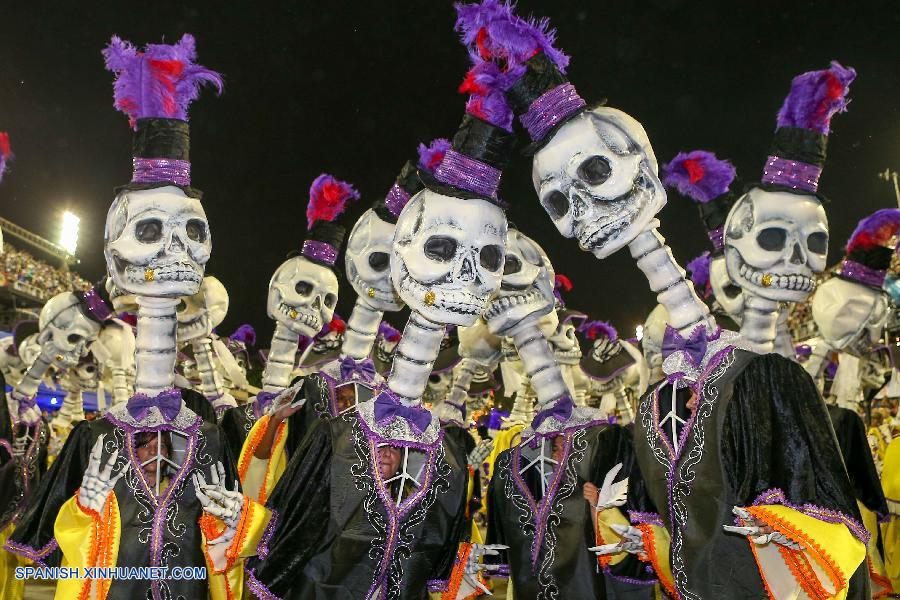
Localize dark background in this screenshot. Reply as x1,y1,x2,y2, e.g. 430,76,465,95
1,0,899,346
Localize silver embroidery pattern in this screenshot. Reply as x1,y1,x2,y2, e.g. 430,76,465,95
349,416,387,568
499,452,534,538
356,398,441,445
108,401,199,430
521,406,606,438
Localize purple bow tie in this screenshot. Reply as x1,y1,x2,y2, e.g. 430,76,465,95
340,356,377,383
661,325,708,368
532,396,575,430
127,389,182,422
373,390,432,434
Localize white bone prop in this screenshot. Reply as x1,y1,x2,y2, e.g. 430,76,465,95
773,309,795,359
433,317,502,422
341,297,384,361
386,311,448,403
91,319,136,406
133,296,180,397
192,337,235,410
433,357,481,424
9,346,55,424
211,337,250,391
175,276,228,344
740,294,781,354
261,322,301,393
51,387,85,430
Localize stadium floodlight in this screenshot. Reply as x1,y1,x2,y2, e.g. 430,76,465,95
59,211,80,255
635,324,644,342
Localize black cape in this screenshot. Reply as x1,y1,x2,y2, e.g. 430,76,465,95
827,403,888,518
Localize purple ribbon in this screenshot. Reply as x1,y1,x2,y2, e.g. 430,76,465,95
340,356,376,382
761,155,822,194
661,325,708,368
384,183,411,218
373,390,432,434
839,259,886,288
433,149,501,198
255,391,279,413
132,157,191,187
531,395,574,430
301,240,338,266
707,228,724,253
81,286,113,322
17,394,36,417
127,389,182,422
520,83,587,142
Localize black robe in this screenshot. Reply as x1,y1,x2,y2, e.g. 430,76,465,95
633,349,869,599
6,407,240,599
246,412,468,599
487,422,654,599
827,403,888,517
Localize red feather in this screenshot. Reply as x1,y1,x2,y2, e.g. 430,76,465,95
0,132,10,158
328,317,346,335
682,158,705,184
554,274,573,292
306,174,361,229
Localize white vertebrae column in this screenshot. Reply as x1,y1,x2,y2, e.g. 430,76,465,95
192,336,227,399
11,348,53,402
629,222,715,336
134,296,179,396
262,323,300,393
55,387,85,425
508,317,568,409
110,366,132,405
803,340,832,382
387,311,446,404
341,298,383,361
773,309,795,359
740,294,780,354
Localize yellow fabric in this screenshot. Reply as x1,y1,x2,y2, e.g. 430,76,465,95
484,426,523,481
54,492,121,600
747,504,866,600
237,416,289,504
596,507,629,566
860,502,892,598
638,523,673,597
203,498,272,600
880,436,900,593
0,522,24,600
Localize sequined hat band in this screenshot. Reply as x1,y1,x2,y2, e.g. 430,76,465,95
520,83,587,143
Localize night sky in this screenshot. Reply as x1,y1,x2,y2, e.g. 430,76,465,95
1,1,899,347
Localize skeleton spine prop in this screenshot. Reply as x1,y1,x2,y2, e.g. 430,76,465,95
262,175,358,392
386,312,449,403
723,63,855,354
341,298,383,361
133,296,179,395
192,336,227,399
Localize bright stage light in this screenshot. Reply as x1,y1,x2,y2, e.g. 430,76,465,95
59,211,80,255
635,324,644,342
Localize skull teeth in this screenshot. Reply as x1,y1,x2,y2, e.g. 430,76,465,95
277,302,319,328
738,263,814,292
484,289,545,320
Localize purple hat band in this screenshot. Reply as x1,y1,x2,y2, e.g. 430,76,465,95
761,155,822,194
301,240,338,266
385,183,411,218
839,259,886,288
708,228,724,253
433,149,501,198
132,157,191,187
520,83,587,142
82,287,113,322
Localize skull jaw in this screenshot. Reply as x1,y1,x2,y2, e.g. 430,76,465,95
111,254,204,298
578,183,663,260
709,255,745,323
399,276,486,328
176,315,209,344
725,247,816,303
483,288,554,337
346,260,404,312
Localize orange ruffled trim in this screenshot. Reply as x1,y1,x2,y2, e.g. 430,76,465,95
746,506,845,598
595,516,611,569
74,490,117,600
441,542,474,600
259,424,285,504
636,523,676,599
199,512,227,542
868,555,891,599
238,415,270,481
225,497,254,568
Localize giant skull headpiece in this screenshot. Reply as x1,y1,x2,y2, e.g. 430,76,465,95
38,292,102,368
176,275,229,343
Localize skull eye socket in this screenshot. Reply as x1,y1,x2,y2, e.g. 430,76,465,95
503,255,522,275
324,293,337,309
807,231,828,254
543,191,569,219
67,334,82,344
368,252,390,271
480,245,503,271
176,300,187,312
85,365,96,373
295,281,313,296
135,218,163,243
577,155,612,186
424,236,458,261
756,227,787,251
186,219,208,243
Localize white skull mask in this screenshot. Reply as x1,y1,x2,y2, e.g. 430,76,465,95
709,254,744,323
38,292,101,368
812,277,889,353
267,256,338,336
391,191,506,326
345,209,403,311
546,314,582,364
73,356,100,390
484,229,555,336
104,186,211,298
724,188,828,302
532,107,665,259
176,276,229,343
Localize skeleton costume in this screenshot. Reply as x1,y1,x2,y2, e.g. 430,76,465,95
245,48,518,600
6,35,270,600
463,3,869,596
577,320,644,424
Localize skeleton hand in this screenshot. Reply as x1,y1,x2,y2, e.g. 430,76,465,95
596,463,628,511
589,524,645,556
723,507,803,550
455,544,507,598
193,461,244,543
211,392,238,414
11,391,41,426
266,382,305,421
78,435,129,513
467,438,493,469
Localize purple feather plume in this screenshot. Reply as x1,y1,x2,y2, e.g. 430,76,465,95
307,174,360,229
795,344,812,359
662,150,736,203
686,251,712,299
417,138,452,174
578,319,617,341
776,61,855,134
846,208,900,253
454,0,569,76
103,34,224,129
229,324,257,346
459,61,514,131
377,321,402,343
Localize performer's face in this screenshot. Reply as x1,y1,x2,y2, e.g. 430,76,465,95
136,433,172,485
377,446,402,480
335,385,356,412
550,435,566,462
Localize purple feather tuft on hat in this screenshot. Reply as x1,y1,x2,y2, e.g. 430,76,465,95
0,132,11,183
795,344,812,359
103,34,224,130
662,151,736,203
459,61,515,131
417,139,452,174
377,321,402,343
229,324,257,346
775,61,856,135
306,174,360,229
577,320,617,342
846,208,900,254
686,251,712,299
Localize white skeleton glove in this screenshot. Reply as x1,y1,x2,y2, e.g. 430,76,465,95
78,434,129,513
192,461,244,545
467,438,493,470
265,382,305,418
596,463,629,511
455,543,507,598
723,506,803,550
11,391,41,426
589,524,645,557
211,392,238,413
